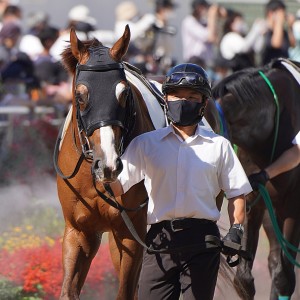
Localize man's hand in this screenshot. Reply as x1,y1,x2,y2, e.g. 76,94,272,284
222,224,243,256
248,170,269,191
223,225,243,244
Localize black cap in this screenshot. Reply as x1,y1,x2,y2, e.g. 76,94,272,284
192,0,209,9
156,0,177,9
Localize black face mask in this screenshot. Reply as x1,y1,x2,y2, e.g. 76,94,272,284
166,99,205,126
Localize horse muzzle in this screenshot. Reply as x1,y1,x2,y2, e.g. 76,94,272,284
91,157,123,183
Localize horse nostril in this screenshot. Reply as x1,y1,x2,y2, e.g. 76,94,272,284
116,157,123,173
92,159,102,172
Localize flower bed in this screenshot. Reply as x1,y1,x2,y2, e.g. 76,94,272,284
0,117,118,299
0,218,118,299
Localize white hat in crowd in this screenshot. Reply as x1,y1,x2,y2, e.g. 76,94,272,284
68,5,97,26
115,1,138,21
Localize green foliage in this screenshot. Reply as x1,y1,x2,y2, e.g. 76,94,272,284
22,206,64,238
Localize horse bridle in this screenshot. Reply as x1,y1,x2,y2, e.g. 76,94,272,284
53,59,136,180
74,61,136,159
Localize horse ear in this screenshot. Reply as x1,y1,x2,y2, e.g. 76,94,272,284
110,25,131,61
70,27,85,60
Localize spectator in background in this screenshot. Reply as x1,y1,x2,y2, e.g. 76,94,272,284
0,4,21,27
150,0,177,74
181,0,226,68
114,1,156,44
19,11,49,61
0,21,39,105
219,9,267,71
261,0,295,65
114,1,155,70
289,10,300,62
115,0,177,75
34,25,71,112
0,0,9,25
50,4,97,61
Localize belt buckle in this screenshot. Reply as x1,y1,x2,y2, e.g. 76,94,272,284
170,218,184,232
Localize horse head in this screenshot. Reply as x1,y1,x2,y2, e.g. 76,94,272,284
61,25,134,183
212,67,277,154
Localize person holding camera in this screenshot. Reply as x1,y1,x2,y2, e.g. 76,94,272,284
261,0,295,65
181,0,226,67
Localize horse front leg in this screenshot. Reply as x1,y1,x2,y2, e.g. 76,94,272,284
271,217,300,300
260,210,281,300
234,201,265,300
60,225,101,300
109,211,146,300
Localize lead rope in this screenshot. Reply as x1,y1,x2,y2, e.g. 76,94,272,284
99,183,222,254
256,72,300,267
53,122,85,179
258,185,300,267
246,70,280,210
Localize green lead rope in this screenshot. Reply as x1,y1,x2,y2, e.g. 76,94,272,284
246,70,280,210
249,71,300,267
258,70,280,161
259,184,300,268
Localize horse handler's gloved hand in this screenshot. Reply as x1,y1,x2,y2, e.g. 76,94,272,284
248,170,269,191
222,224,244,256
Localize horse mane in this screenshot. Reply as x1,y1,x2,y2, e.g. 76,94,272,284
212,64,275,106
60,38,103,74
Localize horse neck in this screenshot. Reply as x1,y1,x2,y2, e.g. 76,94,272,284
128,83,155,139
70,101,82,149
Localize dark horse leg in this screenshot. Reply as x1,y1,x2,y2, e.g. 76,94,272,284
234,197,265,300
270,216,300,300
233,150,265,300
260,210,281,300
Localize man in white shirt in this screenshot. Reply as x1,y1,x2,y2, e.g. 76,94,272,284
110,63,252,299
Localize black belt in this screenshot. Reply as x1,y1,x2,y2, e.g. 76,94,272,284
152,218,216,232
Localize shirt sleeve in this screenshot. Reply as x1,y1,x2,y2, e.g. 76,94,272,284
218,139,253,198
118,136,145,194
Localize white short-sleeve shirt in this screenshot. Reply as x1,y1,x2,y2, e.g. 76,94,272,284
118,125,252,224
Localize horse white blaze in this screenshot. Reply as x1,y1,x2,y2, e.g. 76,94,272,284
100,126,118,171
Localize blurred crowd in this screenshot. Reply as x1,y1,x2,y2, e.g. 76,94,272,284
0,0,299,111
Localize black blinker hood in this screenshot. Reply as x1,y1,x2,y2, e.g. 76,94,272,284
75,45,127,136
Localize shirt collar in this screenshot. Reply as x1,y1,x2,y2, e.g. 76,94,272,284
159,124,215,141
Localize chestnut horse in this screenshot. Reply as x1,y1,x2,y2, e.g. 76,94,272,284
54,26,222,299
212,59,300,300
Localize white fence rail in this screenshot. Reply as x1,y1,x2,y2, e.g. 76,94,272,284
0,106,63,147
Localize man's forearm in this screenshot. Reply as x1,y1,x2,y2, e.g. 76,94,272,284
227,195,246,226
265,144,300,179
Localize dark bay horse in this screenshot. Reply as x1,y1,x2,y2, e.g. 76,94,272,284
212,59,300,300
54,25,222,299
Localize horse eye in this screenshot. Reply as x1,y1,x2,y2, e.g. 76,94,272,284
75,92,87,104
75,85,89,105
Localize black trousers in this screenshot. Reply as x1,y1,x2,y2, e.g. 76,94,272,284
138,219,220,300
